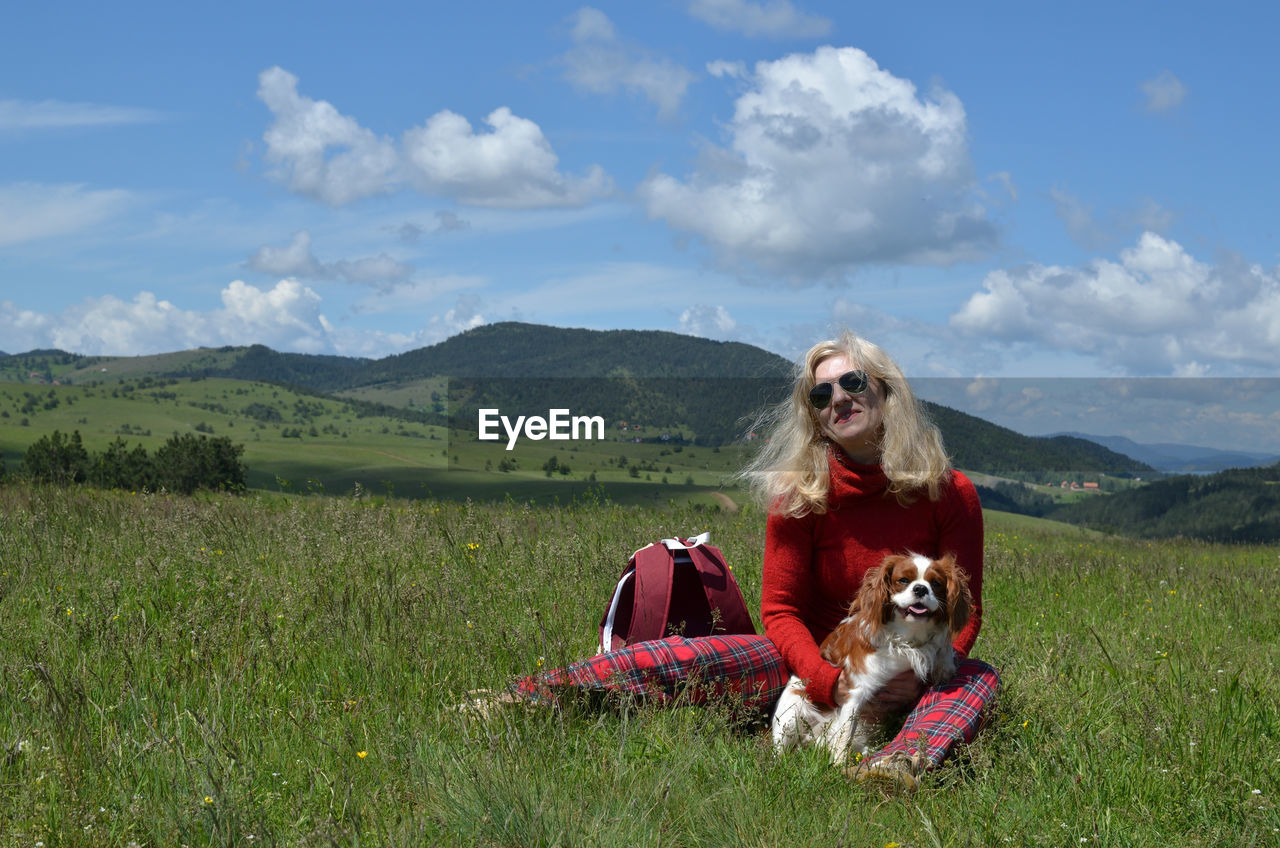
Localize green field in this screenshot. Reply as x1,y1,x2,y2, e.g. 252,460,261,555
0,378,749,508
1,485,1276,846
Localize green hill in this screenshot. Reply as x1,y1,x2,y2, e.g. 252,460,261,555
0,375,750,508
14,323,1280,541
369,322,794,381
0,377,449,494
3,321,1153,475
927,404,1147,476
1049,463,1280,542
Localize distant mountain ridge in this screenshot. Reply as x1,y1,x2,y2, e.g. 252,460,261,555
16,323,1280,541
1053,432,1280,472
372,322,794,381
5,322,1149,472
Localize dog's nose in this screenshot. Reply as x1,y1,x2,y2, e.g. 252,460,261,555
911,584,929,598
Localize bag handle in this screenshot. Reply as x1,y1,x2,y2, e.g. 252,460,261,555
619,544,675,652
683,538,756,637
657,532,711,551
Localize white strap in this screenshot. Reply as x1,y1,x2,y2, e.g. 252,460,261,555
599,568,634,654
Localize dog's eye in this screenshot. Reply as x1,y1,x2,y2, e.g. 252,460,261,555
930,580,945,593
897,577,910,585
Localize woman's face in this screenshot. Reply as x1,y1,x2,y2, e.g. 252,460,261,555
811,354,884,464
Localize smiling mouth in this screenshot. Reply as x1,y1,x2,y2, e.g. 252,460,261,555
899,604,934,618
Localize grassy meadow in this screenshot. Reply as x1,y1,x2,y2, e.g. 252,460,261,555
0,378,748,508
2,484,1277,846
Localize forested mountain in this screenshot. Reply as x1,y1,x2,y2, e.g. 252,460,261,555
5,322,1150,465
13,324,1280,540
352,324,801,444
370,322,794,381
928,405,1147,475
20,323,792,388
212,345,372,389
1049,463,1280,542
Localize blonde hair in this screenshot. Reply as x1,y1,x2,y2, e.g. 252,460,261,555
738,330,951,516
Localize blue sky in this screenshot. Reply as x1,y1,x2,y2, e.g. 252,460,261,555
3,0,1279,382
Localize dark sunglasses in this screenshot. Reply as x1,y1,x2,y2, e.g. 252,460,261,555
808,369,869,409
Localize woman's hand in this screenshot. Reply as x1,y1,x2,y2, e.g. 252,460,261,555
860,670,925,721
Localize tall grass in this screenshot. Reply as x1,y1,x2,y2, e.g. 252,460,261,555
1,486,1276,846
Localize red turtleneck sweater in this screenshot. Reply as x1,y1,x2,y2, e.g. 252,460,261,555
760,455,984,708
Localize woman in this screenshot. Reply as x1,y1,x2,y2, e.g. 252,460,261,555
482,330,998,789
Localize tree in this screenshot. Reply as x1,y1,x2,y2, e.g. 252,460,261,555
153,433,246,494
88,437,154,490
21,430,89,484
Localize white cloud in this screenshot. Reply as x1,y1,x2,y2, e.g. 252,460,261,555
0,280,499,359
678,304,737,338
247,230,325,278
0,300,54,352
0,99,162,131
560,8,697,119
402,107,612,207
247,230,413,285
439,299,487,334
639,46,995,281
257,66,610,209
1140,70,1187,113
0,182,133,246
258,67,400,206
950,232,1280,375
688,0,832,38
9,282,333,356
331,254,414,285
217,280,331,352
707,60,748,79
42,292,208,355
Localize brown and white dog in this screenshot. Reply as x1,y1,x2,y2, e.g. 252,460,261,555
771,553,972,763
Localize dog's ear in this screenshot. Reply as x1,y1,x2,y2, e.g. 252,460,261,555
941,554,973,632
857,557,898,626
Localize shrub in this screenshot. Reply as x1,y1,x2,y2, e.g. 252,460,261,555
20,430,89,484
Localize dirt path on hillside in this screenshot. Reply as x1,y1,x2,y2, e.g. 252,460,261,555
364,448,436,468
709,491,739,513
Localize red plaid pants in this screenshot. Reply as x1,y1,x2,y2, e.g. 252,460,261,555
513,634,998,767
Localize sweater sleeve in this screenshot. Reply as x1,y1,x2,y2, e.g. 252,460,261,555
760,510,843,708
939,471,985,658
